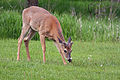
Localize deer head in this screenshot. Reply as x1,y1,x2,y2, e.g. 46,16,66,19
58,37,73,63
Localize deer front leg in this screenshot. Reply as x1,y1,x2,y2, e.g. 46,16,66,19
54,42,67,65
40,35,46,63
60,52,67,65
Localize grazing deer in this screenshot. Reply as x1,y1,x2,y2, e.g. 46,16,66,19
17,6,73,64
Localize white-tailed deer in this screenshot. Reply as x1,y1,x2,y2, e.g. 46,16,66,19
17,6,73,64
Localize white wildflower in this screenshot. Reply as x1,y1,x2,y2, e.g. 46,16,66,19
89,26,91,28
88,57,90,60
119,36,120,40
88,55,92,60
100,64,103,67
89,55,92,57
96,21,98,24
108,33,110,37
81,24,82,27
108,18,110,21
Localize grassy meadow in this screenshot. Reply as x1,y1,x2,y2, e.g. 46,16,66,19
0,39,120,80
0,0,120,80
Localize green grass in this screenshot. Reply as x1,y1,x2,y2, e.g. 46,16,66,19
0,39,120,80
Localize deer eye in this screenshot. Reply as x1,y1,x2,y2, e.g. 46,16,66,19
64,46,67,48
64,49,67,53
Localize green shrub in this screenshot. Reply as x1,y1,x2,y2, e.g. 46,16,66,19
0,10,120,41
0,10,22,39
0,0,120,41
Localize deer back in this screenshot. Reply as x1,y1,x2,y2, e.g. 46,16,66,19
22,6,64,42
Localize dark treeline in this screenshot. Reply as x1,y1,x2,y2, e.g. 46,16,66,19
0,0,120,17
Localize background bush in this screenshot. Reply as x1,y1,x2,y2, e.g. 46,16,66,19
0,0,120,41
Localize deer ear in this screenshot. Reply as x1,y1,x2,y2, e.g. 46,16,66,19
68,37,71,43
58,37,63,43
70,41,73,46
71,41,73,45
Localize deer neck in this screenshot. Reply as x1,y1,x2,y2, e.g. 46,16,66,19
55,22,65,42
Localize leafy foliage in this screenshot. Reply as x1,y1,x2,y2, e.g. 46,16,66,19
0,0,120,41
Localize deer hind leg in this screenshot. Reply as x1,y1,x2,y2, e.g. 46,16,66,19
24,28,36,61
17,24,30,61
39,34,46,63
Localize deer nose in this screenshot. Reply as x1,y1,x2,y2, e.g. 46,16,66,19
68,59,72,63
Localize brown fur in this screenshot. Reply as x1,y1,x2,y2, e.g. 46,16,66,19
17,6,72,64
